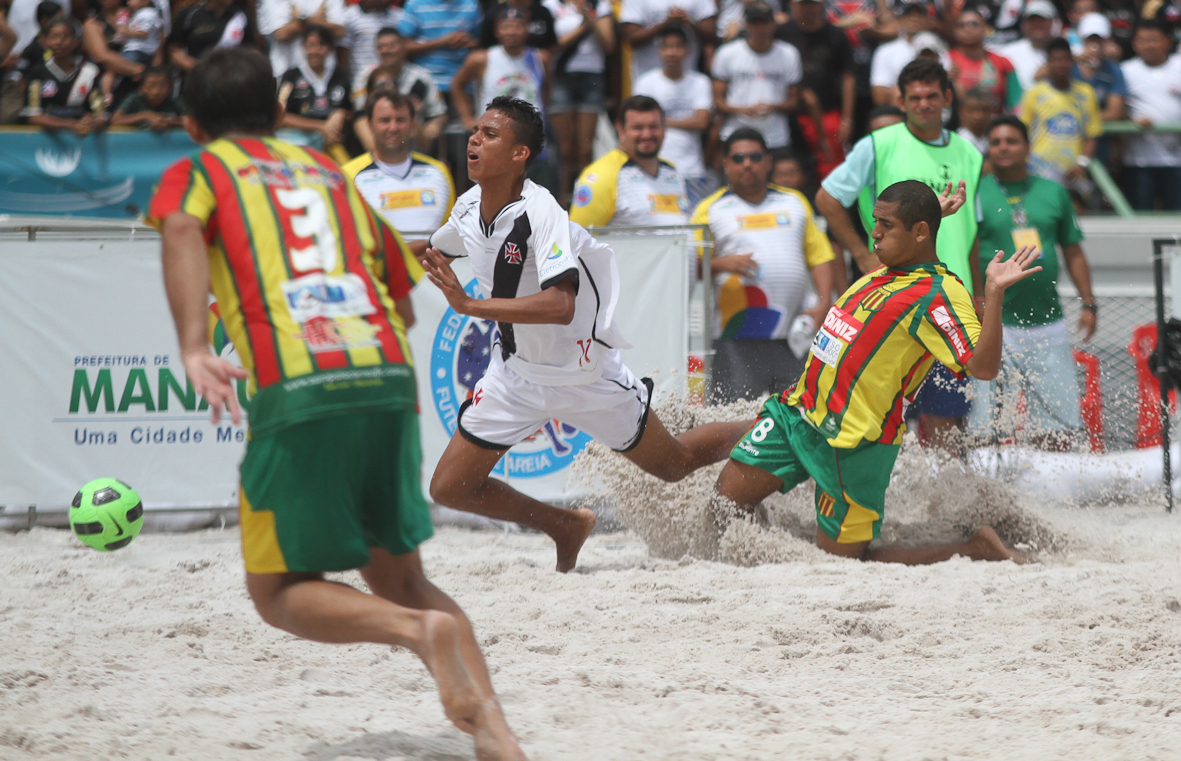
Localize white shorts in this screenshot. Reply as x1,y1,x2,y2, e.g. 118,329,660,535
458,352,653,452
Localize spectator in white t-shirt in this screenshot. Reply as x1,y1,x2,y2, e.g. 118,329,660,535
994,0,1055,91
619,0,716,87
869,0,936,105
634,27,714,204
1120,20,1181,211
258,0,346,76
711,1,801,150
546,0,614,206
342,0,402,84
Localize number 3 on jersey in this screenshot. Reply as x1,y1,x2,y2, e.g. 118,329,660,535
750,418,774,442
277,188,338,273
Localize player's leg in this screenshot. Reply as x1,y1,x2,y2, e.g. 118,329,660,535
810,439,1025,564
429,434,596,573
1014,331,1083,451
916,364,972,455
622,410,755,483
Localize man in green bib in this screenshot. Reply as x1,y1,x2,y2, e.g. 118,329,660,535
816,57,985,450
966,115,1098,450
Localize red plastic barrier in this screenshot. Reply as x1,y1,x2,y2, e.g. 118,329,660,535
1072,349,1104,453
1129,323,1177,449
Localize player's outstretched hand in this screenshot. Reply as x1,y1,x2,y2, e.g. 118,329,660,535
424,246,472,314
937,181,967,218
985,245,1043,292
183,351,248,426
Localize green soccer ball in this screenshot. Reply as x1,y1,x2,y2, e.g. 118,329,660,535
70,478,144,551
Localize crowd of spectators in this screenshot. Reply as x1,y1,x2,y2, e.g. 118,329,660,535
0,0,1178,210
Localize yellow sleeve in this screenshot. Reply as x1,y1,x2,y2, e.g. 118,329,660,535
569,163,617,228
795,191,835,268
1082,87,1103,139
1018,88,1035,125
689,193,713,259
342,153,373,181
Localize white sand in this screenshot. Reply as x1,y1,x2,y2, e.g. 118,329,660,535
4,497,1181,760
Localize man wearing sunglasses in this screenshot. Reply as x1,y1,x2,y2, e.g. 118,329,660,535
691,127,836,403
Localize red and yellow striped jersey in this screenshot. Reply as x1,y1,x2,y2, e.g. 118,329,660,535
148,136,424,435
786,262,980,448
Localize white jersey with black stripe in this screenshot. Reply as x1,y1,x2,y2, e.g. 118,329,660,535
430,179,629,386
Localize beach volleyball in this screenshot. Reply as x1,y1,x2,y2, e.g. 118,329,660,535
69,478,144,552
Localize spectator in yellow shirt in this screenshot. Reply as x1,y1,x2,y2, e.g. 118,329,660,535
1018,37,1102,186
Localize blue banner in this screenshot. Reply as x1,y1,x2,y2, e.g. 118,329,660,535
0,128,198,218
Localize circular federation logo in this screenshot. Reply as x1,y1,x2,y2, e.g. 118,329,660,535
429,279,591,479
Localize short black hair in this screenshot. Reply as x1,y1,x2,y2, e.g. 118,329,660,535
36,1,61,25
1134,18,1170,37
486,95,545,165
876,180,941,240
1045,36,1072,56
183,48,277,139
141,65,172,82
303,23,335,45
45,17,77,37
618,95,664,125
377,26,402,38
659,26,689,44
897,57,953,98
868,104,905,121
987,114,1029,143
961,85,997,108
723,126,768,155
366,88,416,120
771,148,799,165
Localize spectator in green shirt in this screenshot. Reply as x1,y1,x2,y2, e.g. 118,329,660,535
110,66,184,130
967,115,1098,451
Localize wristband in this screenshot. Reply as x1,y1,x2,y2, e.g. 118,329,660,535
1081,301,1098,313
1075,155,1091,168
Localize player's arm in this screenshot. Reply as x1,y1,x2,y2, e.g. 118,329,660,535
160,213,248,424
450,50,485,130
815,187,877,273
964,245,1042,381
424,246,577,324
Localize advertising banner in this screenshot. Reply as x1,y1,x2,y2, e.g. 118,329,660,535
0,233,690,509
0,129,198,218
0,240,247,508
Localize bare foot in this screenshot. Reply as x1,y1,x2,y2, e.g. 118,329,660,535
419,610,481,734
968,526,1027,564
472,698,529,761
553,507,596,573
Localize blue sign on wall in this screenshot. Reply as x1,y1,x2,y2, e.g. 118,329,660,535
0,129,199,218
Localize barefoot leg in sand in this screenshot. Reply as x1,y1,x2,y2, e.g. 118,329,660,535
430,434,597,572
817,526,1027,565
244,571,527,760
623,413,755,483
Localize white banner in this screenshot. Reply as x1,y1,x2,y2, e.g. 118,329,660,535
407,233,691,501
0,241,247,509
0,233,690,509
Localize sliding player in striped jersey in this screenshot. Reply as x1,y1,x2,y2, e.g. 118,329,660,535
714,180,1037,565
149,48,525,761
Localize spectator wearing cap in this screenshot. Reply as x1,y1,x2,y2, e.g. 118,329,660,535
775,0,856,179
1017,37,1100,187
619,0,717,88
711,1,802,151
396,0,482,95
870,0,943,106
948,6,1021,113
1120,20,1181,211
451,6,548,131
479,0,557,50
994,0,1056,91
1071,12,1126,121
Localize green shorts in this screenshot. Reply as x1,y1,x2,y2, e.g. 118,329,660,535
238,409,433,574
729,396,900,544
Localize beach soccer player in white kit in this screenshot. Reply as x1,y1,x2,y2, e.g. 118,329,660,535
424,96,753,572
